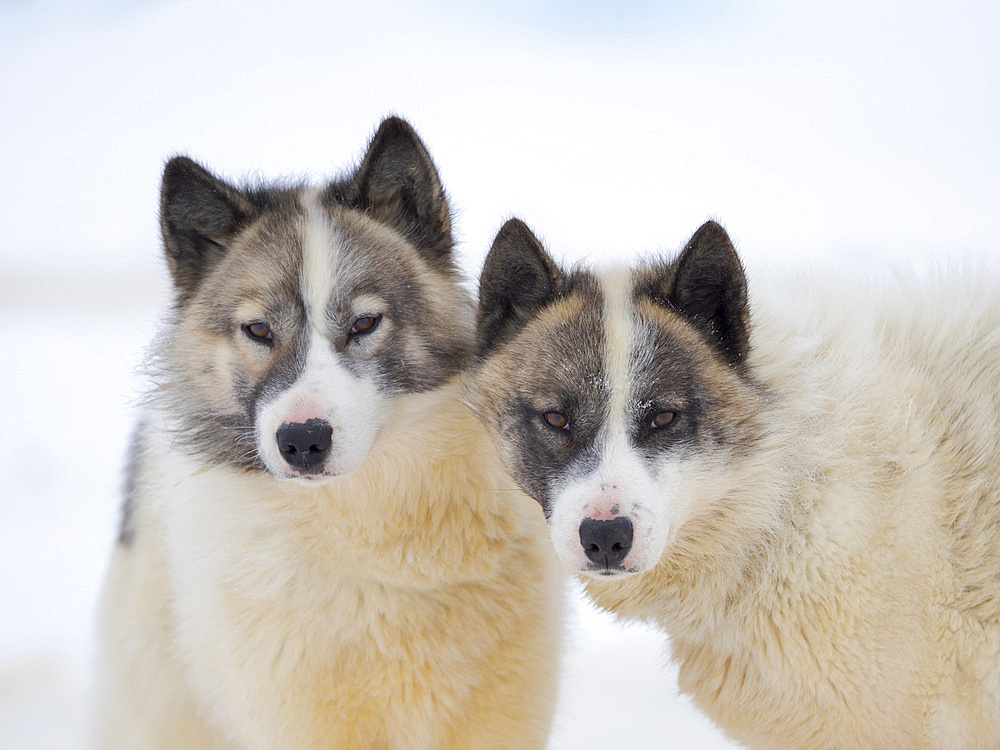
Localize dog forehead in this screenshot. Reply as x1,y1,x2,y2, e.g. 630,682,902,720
192,211,304,319
632,297,725,388
223,196,436,314
492,274,715,409
514,290,607,394
323,207,444,303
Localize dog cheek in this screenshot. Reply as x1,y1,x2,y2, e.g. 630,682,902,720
188,337,248,417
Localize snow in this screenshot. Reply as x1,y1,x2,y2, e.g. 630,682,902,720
1,0,998,747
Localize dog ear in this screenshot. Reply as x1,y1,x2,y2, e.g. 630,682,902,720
160,157,253,301
477,218,563,358
344,117,452,270
654,221,750,367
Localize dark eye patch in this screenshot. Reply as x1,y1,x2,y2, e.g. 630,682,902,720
504,397,601,515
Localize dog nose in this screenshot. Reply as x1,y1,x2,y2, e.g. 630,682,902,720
275,419,333,472
579,517,634,568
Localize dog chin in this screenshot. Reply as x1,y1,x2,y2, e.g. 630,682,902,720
285,472,340,487
554,547,645,579
578,565,640,580
264,463,353,486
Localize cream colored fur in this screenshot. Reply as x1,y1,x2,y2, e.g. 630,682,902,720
584,267,1000,749
95,379,563,749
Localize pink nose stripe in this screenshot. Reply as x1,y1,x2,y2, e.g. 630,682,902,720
285,410,326,425
589,504,622,522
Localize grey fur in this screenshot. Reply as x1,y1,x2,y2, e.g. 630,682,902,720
471,220,760,513
150,117,472,475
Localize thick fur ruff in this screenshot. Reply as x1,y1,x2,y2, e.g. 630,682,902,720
472,218,1000,749
96,384,562,749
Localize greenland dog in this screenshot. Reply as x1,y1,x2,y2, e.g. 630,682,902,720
94,119,562,750
469,218,1000,749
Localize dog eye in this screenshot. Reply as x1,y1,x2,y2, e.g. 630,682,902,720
650,411,677,429
242,321,273,346
350,315,381,337
543,411,570,430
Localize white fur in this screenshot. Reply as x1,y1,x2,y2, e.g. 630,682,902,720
96,383,563,750
300,188,337,320
580,264,1000,748
254,327,387,480
549,439,667,574
601,266,635,438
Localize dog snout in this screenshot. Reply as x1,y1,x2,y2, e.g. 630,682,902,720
276,419,333,473
579,517,633,569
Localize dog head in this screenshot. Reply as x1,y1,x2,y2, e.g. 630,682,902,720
470,219,762,577
156,117,473,482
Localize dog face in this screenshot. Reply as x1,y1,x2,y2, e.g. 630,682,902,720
155,118,473,482
470,219,762,577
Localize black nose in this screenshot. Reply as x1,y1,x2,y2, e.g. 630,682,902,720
275,419,333,472
579,517,634,568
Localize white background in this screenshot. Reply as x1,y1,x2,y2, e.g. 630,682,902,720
1,0,998,747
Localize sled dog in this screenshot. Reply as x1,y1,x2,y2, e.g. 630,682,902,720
469,217,1000,749
94,120,562,750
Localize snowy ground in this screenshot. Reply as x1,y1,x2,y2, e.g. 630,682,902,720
2,0,998,747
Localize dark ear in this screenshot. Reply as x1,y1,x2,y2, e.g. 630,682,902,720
667,221,750,366
345,117,452,269
160,157,253,300
477,218,562,358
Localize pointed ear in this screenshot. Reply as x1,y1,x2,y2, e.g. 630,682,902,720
160,157,253,300
344,117,452,269
476,218,562,358
666,221,750,366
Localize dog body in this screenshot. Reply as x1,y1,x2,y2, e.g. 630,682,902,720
471,219,1000,748
94,121,562,750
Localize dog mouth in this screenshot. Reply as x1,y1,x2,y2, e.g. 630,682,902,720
583,563,640,578
270,468,342,486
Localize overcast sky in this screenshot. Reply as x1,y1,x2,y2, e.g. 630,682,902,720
2,0,998,283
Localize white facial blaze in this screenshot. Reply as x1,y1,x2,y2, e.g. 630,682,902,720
602,266,636,440
300,188,336,325
254,191,388,483
547,267,674,577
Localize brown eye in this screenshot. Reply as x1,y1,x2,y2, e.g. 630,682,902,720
350,315,381,336
243,321,273,345
543,411,570,430
651,411,676,429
